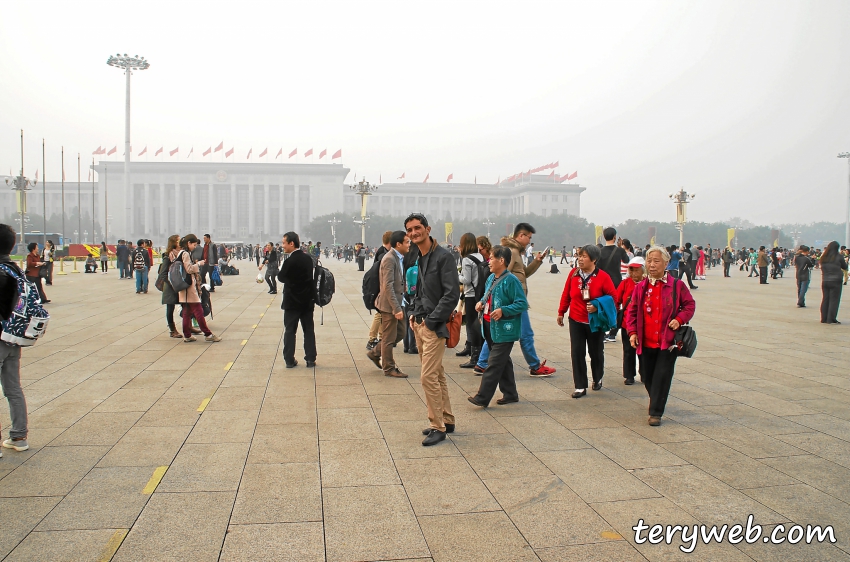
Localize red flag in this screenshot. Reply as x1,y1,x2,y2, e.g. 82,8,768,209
246,148,253,159
169,147,179,156
214,142,223,152
547,171,555,179
107,146,117,155
187,147,193,158
446,173,453,182
332,149,342,159
288,148,297,158
567,171,577,180
92,146,102,155
155,147,163,156
202,147,212,156
423,173,429,183
319,148,327,159
138,146,147,156
554,160,560,168
275,148,283,159
259,148,267,158
225,147,234,158
397,172,405,179
304,148,313,157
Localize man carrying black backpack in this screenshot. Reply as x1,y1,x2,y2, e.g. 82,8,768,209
132,239,151,294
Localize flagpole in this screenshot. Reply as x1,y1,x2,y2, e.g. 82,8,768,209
61,147,66,248
42,139,46,248
92,157,95,241
77,153,81,244
104,163,109,243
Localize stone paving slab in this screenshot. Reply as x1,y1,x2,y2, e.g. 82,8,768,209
1,258,849,560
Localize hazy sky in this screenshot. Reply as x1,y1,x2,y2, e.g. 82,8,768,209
2,0,848,226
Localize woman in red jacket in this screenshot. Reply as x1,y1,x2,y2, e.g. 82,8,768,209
624,246,695,426
557,244,616,398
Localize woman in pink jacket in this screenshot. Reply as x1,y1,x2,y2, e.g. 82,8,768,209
624,245,695,426
177,234,221,343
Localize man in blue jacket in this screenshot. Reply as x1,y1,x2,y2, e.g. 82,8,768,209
468,245,528,407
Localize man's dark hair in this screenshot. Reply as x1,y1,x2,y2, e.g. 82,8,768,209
603,227,616,241
283,231,300,247
404,213,429,228
204,234,211,240
0,224,16,254
685,242,692,249
390,230,407,249
491,245,512,266
137,239,145,246
799,244,810,252
513,222,535,236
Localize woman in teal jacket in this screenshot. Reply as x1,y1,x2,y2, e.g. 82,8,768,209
468,245,528,407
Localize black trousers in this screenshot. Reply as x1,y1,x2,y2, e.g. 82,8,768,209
26,275,47,302
474,323,517,404
568,318,605,389
759,265,768,284
821,282,843,323
403,300,417,351
357,257,365,271
723,262,731,277
680,263,696,288
621,327,637,380
464,304,483,348
283,306,317,364
639,347,678,417
166,303,177,330
265,269,278,292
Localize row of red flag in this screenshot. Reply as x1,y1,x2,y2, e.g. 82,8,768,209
91,144,342,161
388,168,576,185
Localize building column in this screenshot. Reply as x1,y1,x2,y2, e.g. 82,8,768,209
143,182,151,236
293,185,300,233
158,182,166,236
263,183,269,238
208,184,215,236
175,182,182,233
279,184,285,235
230,181,237,238
248,178,255,237
190,180,198,234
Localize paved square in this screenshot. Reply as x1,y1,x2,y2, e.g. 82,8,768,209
2,260,849,561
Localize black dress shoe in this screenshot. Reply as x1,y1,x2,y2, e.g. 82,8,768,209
624,378,635,386
422,423,454,435
496,396,519,405
306,361,316,367
571,390,587,399
467,396,488,407
592,381,602,391
285,360,298,368
422,430,446,446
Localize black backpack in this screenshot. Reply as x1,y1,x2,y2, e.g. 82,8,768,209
361,254,383,311
314,260,335,307
467,255,489,304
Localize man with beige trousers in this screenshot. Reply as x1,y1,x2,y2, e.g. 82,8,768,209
367,231,410,378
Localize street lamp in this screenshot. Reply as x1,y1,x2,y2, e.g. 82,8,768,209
107,53,150,237
328,216,342,248
789,225,802,249
483,218,495,239
838,152,850,247
669,188,695,248
5,130,37,254
349,178,378,244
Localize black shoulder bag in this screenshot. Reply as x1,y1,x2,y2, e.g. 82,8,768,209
670,279,697,358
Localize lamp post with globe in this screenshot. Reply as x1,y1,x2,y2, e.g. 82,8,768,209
669,188,695,249
349,179,377,245
5,130,38,254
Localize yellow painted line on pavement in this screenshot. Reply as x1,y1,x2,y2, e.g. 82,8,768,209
197,397,211,412
142,466,169,494
259,312,264,317
240,339,247,345
600,530,623,540
251,324,257,329
98,529,129,562
266,304,270,308
224,361,233,371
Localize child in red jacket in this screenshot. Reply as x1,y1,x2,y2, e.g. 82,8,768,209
616,257,646,385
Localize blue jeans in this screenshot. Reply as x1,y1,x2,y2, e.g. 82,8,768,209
477,309,540,370
117,259,126,278
135,268,148,292
797,278,810,307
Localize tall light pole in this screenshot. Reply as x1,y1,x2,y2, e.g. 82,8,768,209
107,53,150,237
482,218,495,239
789,225,802,248
328,216,341,247
669,188,695,248
349,179,377,244
5,130,37,253
838,152,850,247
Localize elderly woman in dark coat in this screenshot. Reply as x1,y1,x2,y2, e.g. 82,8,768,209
625,245,695,426
819,240,848,324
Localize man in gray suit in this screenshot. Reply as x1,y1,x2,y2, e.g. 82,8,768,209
367,231,410,378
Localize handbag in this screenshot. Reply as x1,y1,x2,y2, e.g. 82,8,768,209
670,279,697,357
445,308,463,349
39,264,50,279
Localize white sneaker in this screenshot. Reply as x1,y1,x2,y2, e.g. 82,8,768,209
2,438,29,451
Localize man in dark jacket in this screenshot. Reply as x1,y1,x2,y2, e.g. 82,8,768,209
406,213,459,446
277,231,316,368
598,227,629,342
115,240,130,279
795,245,815,307
202,234,219,292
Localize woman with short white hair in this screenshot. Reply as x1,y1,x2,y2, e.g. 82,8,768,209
624,245,695,426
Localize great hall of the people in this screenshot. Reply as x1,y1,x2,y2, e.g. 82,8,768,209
3,161,585,242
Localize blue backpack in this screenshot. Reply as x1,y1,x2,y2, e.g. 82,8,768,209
0,264,49,347
210,266,223,287
405,264,418,295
